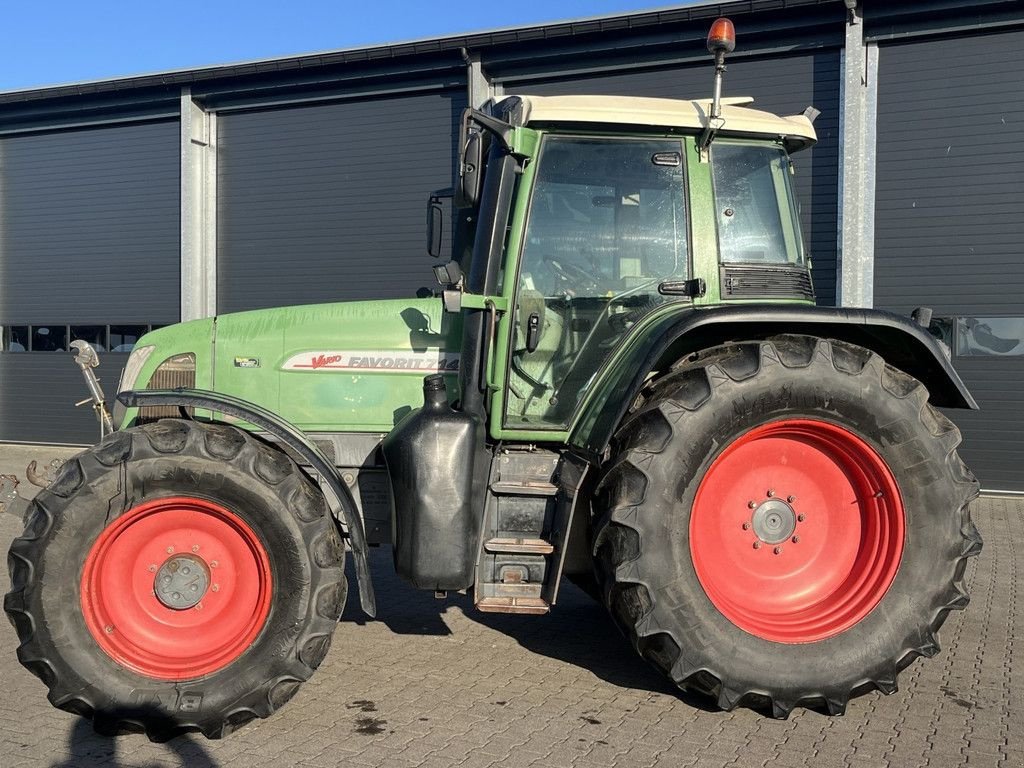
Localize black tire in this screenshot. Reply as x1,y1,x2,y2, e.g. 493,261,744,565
5,419,348,741
592,335,981,717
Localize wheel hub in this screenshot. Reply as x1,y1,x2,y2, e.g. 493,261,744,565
751,499,797,544
154,554,209,610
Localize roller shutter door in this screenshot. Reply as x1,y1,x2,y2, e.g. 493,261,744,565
873,29,1024,493
217,89,466,313
501,49,841,306
0,120,180,444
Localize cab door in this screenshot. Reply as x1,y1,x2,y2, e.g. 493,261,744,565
500,135,692,432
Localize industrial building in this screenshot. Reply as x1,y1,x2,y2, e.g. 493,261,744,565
0,0,1020,491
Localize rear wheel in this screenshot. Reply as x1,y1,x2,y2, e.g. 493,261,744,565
5,419,348,740
592,336,981,717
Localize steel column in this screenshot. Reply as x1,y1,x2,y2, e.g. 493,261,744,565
180,88,218,321
465,51,500,109
836,5,879,308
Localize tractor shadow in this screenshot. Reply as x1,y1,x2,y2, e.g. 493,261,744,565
342,549,712,708
51,713,218,768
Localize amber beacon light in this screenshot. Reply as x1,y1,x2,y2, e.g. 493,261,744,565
705,18,736,125
707,17,736,55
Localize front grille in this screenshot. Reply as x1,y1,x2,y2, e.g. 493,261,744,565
137,353,196,423
720,265,815,301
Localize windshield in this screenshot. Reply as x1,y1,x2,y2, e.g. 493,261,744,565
506,136,689,429
712,142,806,266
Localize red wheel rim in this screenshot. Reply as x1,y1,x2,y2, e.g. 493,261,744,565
690,419,904,643
80,497,272,680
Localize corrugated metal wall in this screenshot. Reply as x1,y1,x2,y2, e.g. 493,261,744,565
873,29,1024,492
216,90,466,313
0,120,179,444
501,50,841,307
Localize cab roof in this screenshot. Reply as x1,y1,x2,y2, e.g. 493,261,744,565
499,94,817,152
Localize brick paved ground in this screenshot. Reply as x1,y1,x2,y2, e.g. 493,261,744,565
0,470,1019,767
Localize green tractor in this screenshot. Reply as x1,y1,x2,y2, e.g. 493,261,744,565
6,19,980,740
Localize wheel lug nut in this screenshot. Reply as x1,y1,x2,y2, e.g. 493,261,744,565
766,489,775,498
791,535,800,544
774,546,783,555
104,625,114,634
210,560,219,568
147,564,157,573
753,542,761,550
787,495,796,503
166,546,174,554
192,544,200,553
748,501,757,509
212,584,220,592
742,522,751,530
797,514,806,522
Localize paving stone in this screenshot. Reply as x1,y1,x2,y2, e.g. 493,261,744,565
0,496,1018,768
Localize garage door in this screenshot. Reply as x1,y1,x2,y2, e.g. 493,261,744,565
217,89,466,313
501,49,841,307
0,120,180,444
873,29,1024,493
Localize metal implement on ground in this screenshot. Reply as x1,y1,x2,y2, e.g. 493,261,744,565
4,18,981,742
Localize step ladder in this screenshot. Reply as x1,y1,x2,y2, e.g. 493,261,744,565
474,449,587,615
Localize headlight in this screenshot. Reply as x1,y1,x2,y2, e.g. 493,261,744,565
118,345,155,392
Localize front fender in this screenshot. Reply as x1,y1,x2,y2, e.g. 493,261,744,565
571,304,976,460
117,388,376,618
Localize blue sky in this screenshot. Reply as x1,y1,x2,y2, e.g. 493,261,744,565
0,0,693,91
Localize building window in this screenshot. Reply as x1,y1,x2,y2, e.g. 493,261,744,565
957,317,1024,357
1,324,161,354
2,326,30,352
32,325,68,352
109,325,150,353
71,325,108,353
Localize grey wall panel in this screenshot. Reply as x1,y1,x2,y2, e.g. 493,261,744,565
0,120,180,324
217,90,465,313
874,29,1024,492
0,119,179,445
0,354,128,444
502,50,841,306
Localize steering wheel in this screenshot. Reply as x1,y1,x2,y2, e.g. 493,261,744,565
544,257,600,295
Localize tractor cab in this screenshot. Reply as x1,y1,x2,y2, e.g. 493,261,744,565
439,93,819,435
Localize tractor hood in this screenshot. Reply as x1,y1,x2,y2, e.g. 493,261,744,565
128,298,461,433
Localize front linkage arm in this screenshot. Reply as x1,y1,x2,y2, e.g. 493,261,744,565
117,388,377,618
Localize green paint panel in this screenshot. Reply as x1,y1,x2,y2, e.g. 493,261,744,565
129,299,461,433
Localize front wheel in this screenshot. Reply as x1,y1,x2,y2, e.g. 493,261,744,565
592,335,981,717
5,419,348,740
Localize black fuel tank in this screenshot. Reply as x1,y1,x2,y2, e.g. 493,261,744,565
382,374,486,590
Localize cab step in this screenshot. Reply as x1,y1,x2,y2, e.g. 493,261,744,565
490,480,558,496
484,537,555,555
476,596,550,615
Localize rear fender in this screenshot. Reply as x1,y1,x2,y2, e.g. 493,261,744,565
117,388,376,618
570,304,976,460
